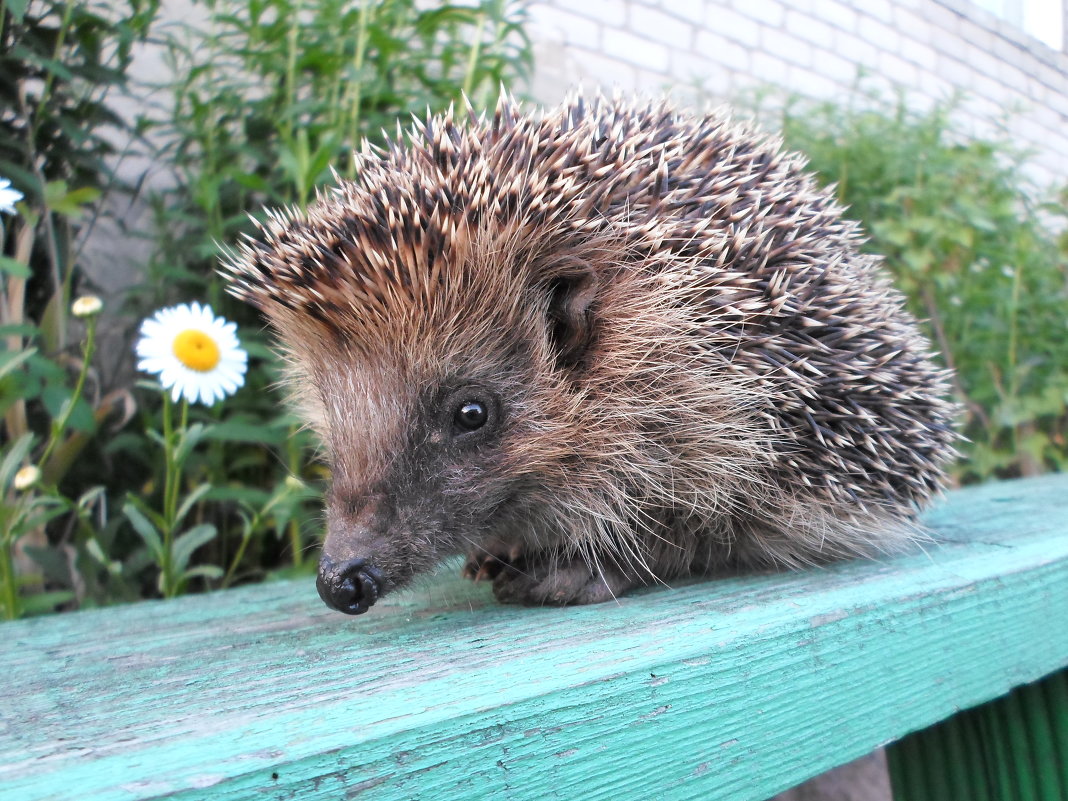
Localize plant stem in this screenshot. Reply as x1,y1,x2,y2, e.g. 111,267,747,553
288,518,302,568
37,315,97,472
20,0,77,348
462,12,487,100
159,392,179,596
17,0,78,163
1006,255,1023,466
921,285,989,431
160,391,173,594
0,517,21,620
38,0,77,129
2,221,35,441
158,395,190,598
222,529,253,589
199,5,224,248
1006,259,1022,401
287,427,303,567
223,480,296,587
283,0,303,147
345,0,371,180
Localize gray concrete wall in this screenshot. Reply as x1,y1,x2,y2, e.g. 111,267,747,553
524,0,1068,189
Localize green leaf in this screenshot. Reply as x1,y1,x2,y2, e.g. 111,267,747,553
204,485,270,506
20,503,69,532
34,57,74,83
41,390,96,434
230,172,271,192
125,493,166,533
181,564,224,582
174,423,207,465
0,323,39,338
77,486,106,511
123,546,154,577
65,186,102,205
85,537,122,576
123,500,163,561
0,347,37,381
42,180,69,208
43,182,101,217
171,523,217,574
19,591,76,615
0,256,30,278
174,483,212,529
22,544,71,584
4,0,28,23
0,433,35,491
204,421,286,445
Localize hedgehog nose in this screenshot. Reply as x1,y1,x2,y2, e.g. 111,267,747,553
316,555,384,615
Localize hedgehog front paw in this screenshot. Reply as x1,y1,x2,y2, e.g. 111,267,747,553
491,558,634,606
461,539,526,582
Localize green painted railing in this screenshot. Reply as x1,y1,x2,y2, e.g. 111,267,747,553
2,474,1067,800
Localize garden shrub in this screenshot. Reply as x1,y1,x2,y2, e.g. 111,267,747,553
0,0,532,616
132,0,533,593
774,93,1068,482
1,0,161,615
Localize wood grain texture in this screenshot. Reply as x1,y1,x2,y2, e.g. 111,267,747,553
2,474,1067,801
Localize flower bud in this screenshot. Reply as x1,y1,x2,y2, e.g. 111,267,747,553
72,296,103,318
13,465,40,491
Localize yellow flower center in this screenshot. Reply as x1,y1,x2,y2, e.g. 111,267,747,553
173,329,221,372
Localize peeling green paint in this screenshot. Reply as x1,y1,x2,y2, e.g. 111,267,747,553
2,474,1067,800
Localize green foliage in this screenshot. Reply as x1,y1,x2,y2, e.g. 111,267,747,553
0,0,533,617
0,0,158,205
0,0,153,500
0,0,155,348
0,0,152,447
127,0,533,599
1,0,160,618
0,311,103,619
774,93,1068,480
149,0,531,291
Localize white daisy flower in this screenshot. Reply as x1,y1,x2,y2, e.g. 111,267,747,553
136,302,248,406
0,177,23,215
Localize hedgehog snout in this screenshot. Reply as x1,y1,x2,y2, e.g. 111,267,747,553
318,492,396,614
316,554,385,615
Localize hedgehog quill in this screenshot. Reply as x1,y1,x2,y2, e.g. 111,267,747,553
224,93,959,615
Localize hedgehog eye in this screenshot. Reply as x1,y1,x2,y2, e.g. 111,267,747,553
454,400,488,432
442,387,499,441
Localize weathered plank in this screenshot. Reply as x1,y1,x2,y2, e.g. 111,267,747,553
1,474,1067,801
887,667,1068,801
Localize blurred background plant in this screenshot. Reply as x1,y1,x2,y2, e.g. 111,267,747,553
0,0,532,617
0,0,1064,618
128,0,533,594
1,0,160,617
769,90,1068,481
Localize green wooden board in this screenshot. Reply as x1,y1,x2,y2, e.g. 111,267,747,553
887,667,1068,800
2,474,1067,801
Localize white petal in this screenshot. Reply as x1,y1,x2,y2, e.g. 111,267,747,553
135,302,247,405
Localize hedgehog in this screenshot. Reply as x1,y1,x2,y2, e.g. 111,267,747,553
224,92,959,615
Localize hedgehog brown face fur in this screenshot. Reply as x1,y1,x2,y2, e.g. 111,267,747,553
225,92,958,614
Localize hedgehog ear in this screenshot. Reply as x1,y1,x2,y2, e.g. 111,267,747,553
545,260,600,370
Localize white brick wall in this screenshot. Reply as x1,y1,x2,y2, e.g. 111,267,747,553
525,0,1068,190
